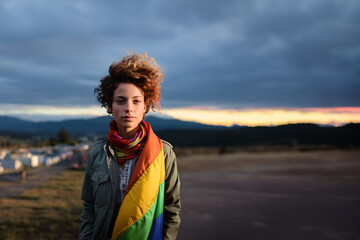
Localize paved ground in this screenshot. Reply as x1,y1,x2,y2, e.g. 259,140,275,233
176,150,360,240
1,150,359,240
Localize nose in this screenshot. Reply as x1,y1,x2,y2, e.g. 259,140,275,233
125,101,133,113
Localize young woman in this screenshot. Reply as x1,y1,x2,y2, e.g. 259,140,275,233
79,53,181,240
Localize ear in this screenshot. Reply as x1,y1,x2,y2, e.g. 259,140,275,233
143,105,147,114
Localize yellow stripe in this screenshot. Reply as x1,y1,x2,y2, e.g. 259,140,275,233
111,149,165,240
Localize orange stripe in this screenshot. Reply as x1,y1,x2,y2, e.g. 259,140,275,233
125,122,162,197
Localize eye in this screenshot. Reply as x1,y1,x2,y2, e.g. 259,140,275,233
134,99,142,104
115,99,126,104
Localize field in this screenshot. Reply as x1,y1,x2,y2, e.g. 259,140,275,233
1,149,360,240
0,170,83,240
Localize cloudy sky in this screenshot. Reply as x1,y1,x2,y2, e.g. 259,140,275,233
0,0,359,126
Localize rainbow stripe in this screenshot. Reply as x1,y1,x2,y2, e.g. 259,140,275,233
111,123,165,240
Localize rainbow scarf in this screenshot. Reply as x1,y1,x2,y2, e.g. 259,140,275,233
108,120,149,165
111,121,165,240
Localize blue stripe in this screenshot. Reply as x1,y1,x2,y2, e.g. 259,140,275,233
147,212,163,240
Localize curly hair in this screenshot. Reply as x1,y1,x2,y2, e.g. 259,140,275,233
94,52,163,114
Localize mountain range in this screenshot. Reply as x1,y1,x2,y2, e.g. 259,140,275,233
0,115,359,147
0,115,228,136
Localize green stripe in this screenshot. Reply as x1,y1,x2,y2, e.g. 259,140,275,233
153,181,164,220
117,182,164,240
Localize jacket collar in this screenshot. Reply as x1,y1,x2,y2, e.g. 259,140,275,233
103,139,116,170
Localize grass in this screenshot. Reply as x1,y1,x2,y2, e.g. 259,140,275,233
0,170,84,240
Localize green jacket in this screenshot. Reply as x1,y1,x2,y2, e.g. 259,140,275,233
79,139,181,240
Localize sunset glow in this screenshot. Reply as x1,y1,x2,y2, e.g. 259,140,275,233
1,104,360,126
0,104,107,120
161,107,360,127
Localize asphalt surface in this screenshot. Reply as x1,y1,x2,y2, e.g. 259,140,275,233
176,150,360,240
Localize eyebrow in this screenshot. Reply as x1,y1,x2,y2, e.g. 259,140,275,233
114,96,143,98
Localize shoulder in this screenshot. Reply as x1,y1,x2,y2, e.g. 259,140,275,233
88,138,107,159
161,139,176,167
86,138,108,171
91,138,107,151
161,139,176,159
160,139,179,179
161,139,173,153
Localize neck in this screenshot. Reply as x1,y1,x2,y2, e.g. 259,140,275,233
117,125,140,139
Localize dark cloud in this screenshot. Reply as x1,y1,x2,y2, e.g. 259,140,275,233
0,0,359,110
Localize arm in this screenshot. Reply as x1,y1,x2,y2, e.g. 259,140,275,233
163,145,181,240
79,150,95,240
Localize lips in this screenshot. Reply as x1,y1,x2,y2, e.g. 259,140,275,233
122,116,135,121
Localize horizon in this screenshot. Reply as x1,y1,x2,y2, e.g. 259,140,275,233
2,106,360,127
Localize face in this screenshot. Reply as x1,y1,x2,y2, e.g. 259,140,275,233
110,83,146,139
